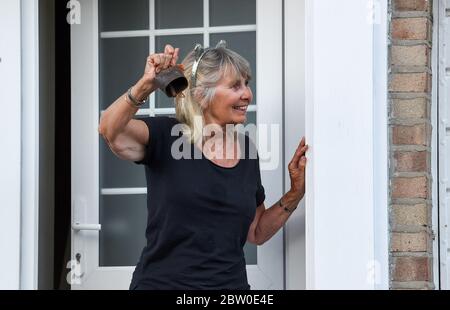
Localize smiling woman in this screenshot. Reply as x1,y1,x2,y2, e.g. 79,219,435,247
69,0,288,291
97,41,307,290
175,42,254,143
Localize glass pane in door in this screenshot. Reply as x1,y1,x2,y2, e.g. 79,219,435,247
209,0,256,26
100,194,147,266
99,0,149,32
155,0,203,29
100,37,149,110
97,0,259,268
245,111,256,127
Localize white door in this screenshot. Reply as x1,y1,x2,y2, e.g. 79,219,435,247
438,0,450,290
70,0,283,290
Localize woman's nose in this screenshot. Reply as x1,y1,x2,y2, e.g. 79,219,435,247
241,86,252,101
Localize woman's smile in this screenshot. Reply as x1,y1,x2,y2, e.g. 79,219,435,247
232,105,248,114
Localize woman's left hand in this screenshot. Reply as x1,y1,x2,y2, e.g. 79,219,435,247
288,137,308,199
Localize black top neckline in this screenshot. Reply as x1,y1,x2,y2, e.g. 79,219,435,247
194,141,243,170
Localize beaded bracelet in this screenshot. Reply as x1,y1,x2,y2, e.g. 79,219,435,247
126,86,148,108
279,197,297,213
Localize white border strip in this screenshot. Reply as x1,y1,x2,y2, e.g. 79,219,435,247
20,0,40,290
0,0,22,290
203,0,209,48
284,0,307,290
256,0,284,290
436,0,447,290
304,0,316,290
100,25,257,39
373,0,389,290
108,105,257,117
149,0,156,116
101,188,147,195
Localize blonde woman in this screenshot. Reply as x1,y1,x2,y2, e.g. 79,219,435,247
98,43,308,290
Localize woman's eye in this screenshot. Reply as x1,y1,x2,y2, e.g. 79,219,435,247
245,80,249,86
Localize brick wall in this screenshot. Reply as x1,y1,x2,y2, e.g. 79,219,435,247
389,0,434,289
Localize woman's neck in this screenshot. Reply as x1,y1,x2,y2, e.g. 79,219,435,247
197,120,239,160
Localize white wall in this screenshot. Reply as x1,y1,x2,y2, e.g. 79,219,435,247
284,0,388,290
304,0,388,289
0,0,55,290
0,0,22,290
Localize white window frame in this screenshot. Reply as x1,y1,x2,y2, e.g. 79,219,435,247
285,0,389,289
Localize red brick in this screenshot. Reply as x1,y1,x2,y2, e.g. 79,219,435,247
391,204,428,226
392,177,428,199
391,98,427,119
394,0,430,12
392,124,427,145
389,73,429,93
392,18,429,40
391,232,428,252
394,151,427,172
391,45,429,67
393,257,430,281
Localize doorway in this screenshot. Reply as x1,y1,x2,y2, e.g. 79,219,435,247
70,0,285,290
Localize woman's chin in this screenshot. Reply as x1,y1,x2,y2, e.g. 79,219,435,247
232,114,247,125
232,118,246,125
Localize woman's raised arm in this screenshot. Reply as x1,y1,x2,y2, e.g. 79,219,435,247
98,45,179,162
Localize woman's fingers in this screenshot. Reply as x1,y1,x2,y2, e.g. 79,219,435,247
164,44,175,55
152,54,163,73
299,136,305,148
151,54,169,73
150,46,180,73
162,54,171,69
164,45,180,67
289,143,308,170
151,54,161,66
171,48,180,66
288,147,302,170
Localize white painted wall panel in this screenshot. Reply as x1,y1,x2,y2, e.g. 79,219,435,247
305,0,377,289
438,0,450,290
0,0,22,290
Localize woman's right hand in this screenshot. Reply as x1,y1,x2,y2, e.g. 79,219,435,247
141,44,180,89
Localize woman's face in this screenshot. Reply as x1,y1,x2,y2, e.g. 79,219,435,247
202,72,253,127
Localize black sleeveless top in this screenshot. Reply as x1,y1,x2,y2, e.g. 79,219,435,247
129,116,265,290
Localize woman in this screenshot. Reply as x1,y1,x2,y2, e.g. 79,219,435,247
98,43,308,290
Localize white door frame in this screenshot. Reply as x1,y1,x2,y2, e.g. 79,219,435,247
372,0,390,290
71,0,284,290
284,0,307,290
0,0,23,290
436,0,450,290
20,0,41,290
0,0,42,290
296,0,389,289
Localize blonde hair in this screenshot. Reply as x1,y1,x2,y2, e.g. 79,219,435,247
175,46,252,143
